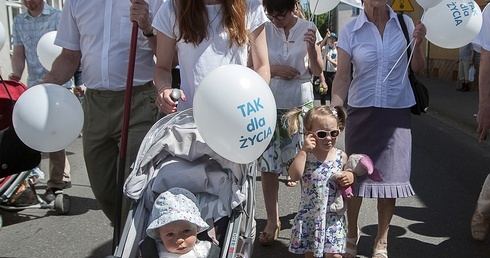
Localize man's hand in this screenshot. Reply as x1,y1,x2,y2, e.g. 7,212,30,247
477,105,490,142
73,85,86,97
129,0,152,34
8,73,21,82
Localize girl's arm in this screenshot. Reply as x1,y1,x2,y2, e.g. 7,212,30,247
153,30,182,114
289,133,316,181
337,151,355,186
330,48,351,107
288,150,307,182
249,24,271,84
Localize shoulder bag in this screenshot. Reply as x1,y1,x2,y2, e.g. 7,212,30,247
397,14,429,115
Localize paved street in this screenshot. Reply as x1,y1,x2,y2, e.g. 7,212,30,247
1,78,490,257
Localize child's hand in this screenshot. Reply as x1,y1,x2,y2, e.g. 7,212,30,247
337,171,355,186
302,133,316,152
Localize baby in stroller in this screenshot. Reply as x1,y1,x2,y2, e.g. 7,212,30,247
115,109,256,258
146,187,211,258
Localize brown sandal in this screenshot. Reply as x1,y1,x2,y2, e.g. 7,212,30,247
259,223,281,246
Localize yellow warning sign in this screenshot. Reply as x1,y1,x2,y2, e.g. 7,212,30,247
391,0,414,12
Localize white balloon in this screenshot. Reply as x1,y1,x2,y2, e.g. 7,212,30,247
193,65,276,164
416,0,443,10
12,83,83,152
0,21,6,51
37,31,62,71
424,0,482,49
309,0,340,15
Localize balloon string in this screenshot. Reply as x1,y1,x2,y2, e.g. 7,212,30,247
1,65,12,76
308,0,319,28
402,38,417,83
421,9,427,23
383,37,415,82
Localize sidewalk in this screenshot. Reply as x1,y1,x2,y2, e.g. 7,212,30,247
417,76,481,138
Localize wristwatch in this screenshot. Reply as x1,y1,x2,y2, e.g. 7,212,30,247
143,28,156,37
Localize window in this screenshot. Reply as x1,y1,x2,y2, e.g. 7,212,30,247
46,0,65,9
5,0,23,51
352,7,360,16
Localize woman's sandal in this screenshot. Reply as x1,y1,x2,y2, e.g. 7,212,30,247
286,176,298,187
259,222,281,246
344,228,361,258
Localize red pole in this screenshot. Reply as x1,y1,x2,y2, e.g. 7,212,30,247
112,21,138,252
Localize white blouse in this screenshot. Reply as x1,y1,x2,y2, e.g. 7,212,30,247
337,6,416,109
153,0,267,110
265,18,322,109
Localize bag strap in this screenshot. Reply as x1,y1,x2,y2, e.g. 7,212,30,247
397,14,412,72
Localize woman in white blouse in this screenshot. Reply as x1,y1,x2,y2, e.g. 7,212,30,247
330,0,426,257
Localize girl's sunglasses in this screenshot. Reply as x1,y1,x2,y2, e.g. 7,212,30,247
311,130,340,139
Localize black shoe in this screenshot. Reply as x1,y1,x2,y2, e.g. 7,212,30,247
44,188,62,202
461,87,470,92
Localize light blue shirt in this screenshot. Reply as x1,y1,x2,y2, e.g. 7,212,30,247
337,5,415,109
12,4,72,88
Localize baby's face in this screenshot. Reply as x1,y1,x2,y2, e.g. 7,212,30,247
158,220,198,254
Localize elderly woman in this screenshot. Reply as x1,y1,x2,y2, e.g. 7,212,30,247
330,0,426,257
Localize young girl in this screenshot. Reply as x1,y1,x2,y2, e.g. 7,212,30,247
286,106,354,258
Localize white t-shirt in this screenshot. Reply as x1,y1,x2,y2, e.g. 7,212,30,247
472,4,490,53
337,6,416,108
152,0,267,110
266,18,322,109
325,44,338,73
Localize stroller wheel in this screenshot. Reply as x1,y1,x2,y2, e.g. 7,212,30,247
54,194,70,215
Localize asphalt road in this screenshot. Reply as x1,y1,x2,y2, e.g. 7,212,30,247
1,113,490,258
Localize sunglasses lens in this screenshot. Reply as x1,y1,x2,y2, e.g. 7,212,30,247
316,131,327,138
314,130,339,138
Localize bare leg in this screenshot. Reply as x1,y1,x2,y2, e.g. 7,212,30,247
260,172,280,244
373,198,396,256
345,197,362,257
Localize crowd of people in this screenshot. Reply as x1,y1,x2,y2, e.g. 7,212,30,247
5,0,490,257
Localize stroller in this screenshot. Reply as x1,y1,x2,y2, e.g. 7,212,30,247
112,109,257,258
0,77,70,229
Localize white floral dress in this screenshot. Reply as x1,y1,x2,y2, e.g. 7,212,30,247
289,148,347,257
